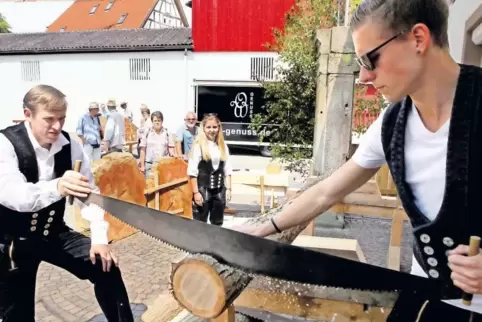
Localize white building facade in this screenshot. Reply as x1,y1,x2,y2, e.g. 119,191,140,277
0,28,278,140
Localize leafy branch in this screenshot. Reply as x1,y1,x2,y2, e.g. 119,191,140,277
249,0,338,176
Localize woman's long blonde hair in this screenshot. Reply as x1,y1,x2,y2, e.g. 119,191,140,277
192,114,227,161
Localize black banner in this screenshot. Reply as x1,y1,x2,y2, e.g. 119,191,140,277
196,85,272,143
196,85,266,124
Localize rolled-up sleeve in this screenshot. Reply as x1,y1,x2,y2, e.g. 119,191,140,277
187,144,202,177
71,140,109,245
0,134,63,212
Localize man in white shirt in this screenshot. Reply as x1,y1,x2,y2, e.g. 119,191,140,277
0,85,134,321
233,0,482,321
103,100,126,153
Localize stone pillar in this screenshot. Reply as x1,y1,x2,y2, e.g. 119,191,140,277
311,26,360,228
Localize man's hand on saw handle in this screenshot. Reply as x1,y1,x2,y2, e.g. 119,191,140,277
449,245,482,294
57,170,92,198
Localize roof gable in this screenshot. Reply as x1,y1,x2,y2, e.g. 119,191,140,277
0,28,193,55
47,0,188,32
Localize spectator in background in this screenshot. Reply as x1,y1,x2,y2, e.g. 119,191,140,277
137,105,152,156
176,111,199,160
139,105,152,130
76,102,103,161
103,100,125,153
138,111,176,177
188,113,232,226
119,101,133,122
100,103,107,115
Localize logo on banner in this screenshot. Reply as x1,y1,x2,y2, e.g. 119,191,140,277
230,92,249,118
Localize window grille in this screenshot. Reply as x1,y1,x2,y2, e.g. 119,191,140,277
129,58,151,81
250,57,275,81
21,61,41,82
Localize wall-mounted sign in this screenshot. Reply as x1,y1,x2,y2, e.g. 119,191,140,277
196,85,273,143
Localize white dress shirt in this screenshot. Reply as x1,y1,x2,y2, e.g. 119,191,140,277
0,122,108,245
187,141,233,177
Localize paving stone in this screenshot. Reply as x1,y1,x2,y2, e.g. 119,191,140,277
35,233,185,321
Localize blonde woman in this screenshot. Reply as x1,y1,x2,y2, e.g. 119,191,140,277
187,114,232,226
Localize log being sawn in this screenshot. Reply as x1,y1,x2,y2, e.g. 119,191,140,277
169,180,317,319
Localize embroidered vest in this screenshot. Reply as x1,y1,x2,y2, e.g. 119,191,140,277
0,123,72,238
381,64,482,299
197,159,225,190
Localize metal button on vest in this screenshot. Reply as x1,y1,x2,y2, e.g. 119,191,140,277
420,234,430,243
428,269,439,278
443,237,454,247
44,224,50,229
31,219,37,225
30,226,36,232
427,257,438,267
32,213,39,219
423,246,434,255
47,217,54,223
49,210,55,216
43,230,49,236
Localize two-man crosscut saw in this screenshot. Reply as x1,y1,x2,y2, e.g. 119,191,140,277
78,192,447,308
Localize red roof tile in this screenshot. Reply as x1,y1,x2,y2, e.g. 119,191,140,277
47,0,157,32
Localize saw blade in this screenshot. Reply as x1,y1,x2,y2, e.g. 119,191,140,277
79,193,442,303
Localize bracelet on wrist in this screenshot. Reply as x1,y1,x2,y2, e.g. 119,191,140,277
271,218,282,233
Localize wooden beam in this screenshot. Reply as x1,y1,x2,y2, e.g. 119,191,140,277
331,203,408,220
144,177,188,195
292,235,366,263
231,173,289,187
387,198,404,271
234,289,390,322
154,173,160,210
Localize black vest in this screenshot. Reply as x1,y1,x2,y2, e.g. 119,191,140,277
197,159,225,190
0,123,72,238
381,64,482,299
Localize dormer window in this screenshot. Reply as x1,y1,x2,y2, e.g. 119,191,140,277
105,0,115,11
117,13,128,24
60,27,66,32
89,4,99,15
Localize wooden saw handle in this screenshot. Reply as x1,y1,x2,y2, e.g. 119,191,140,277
462,236,481,306
67,160,82,205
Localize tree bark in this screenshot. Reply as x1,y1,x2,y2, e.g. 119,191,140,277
170,177,322,318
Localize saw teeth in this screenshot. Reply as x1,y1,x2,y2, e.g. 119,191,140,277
95,204,400,303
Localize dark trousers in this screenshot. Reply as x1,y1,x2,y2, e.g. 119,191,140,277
388,291,482,322
0,228,134,322
193,187,226,226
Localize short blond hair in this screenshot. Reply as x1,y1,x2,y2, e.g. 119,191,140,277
23,85,67,113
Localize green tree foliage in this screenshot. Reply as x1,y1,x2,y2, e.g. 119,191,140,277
249,0,338,173
0,13,11,33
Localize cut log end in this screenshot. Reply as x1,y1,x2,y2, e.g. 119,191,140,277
171,254,253,319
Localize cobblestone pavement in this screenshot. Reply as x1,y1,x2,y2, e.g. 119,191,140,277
35,233,183,322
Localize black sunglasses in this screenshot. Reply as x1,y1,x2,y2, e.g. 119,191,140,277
355,33,403,71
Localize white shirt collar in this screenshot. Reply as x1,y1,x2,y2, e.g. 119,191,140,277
24,121,70,155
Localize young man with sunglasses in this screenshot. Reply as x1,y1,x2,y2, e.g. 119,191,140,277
232,0,482,320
